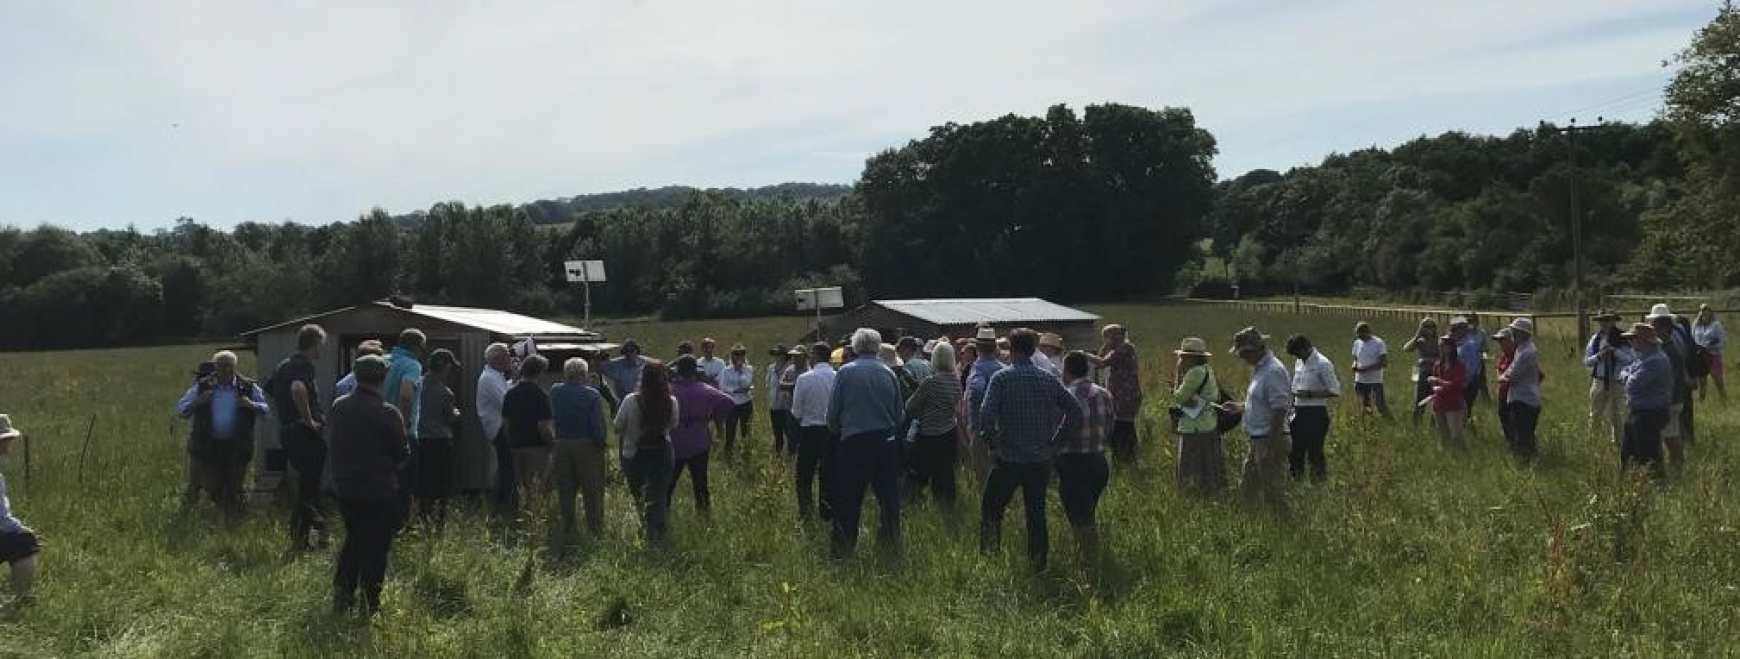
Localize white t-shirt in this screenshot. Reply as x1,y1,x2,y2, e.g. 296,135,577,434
1291,349,1341,409
1351,337,1387,385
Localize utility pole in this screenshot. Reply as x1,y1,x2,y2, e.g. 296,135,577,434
1550,117,1605,343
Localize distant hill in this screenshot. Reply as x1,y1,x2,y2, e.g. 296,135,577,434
396,183,854,227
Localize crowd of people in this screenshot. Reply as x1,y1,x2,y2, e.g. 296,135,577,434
0,301,1726,612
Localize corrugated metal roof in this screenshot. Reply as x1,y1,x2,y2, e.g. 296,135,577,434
871,298,1099,326
240,301,599,339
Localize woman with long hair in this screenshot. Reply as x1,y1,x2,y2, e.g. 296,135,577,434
615,361,679,549
1400,317,1442,427
1428,336,1467,447
1694,304,1726,401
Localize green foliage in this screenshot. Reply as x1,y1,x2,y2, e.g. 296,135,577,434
3,305,1739,655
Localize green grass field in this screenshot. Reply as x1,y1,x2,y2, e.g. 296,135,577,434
1,303,1737,657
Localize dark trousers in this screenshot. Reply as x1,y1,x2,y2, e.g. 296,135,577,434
1355,383,1389,416
770,409,793,455
795,426,831,519
1622,407,1669,478
669,450,712,514
1463,372,1487,413
416,437,454,528
723,402,753,456
1107,420,1138,463
980,458,1052,570
334,499,396,611
1055,452,1108,529
1288,407,1330,481
1498,399,1515,446
283,426,328,548
1506,402,1541,459
192,439,252,516
909,432,959,506
625,448,674,547
830,430,901,559
493,433,517,509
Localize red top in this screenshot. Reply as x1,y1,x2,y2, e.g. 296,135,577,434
1432,359,1467,413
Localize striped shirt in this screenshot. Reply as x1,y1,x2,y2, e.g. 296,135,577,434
1061,378,1113,454
905,373,963,436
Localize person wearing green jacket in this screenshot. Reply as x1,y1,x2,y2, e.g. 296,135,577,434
1170,337,1226,494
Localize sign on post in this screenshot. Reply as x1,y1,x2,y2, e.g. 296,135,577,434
795,286,845,340
564,260,608,330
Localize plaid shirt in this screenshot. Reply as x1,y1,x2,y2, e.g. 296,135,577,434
980,358,1084,464
1061,378,1113,454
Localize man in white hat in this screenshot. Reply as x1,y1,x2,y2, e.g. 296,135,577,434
0,415,39,604
1032,333,1066,379
1618,324,1672,478
1496,318,1541,461
1223,327,1291,512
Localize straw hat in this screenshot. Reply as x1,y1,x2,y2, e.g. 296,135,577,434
1174,337,1212,356
768,344,788,357
1038,333,1065,351
0,415,21,441
1229,327,1270,355
1647,303,1674,320
1620,323,1660,345
975,326,998,341
730,343,748,355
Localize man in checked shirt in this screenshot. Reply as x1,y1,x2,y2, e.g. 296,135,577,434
979,328,1084,572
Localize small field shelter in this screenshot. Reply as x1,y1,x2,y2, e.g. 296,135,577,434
240,300,608,491
819,298,1102,349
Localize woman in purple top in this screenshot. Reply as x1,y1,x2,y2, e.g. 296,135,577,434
667,356,737,514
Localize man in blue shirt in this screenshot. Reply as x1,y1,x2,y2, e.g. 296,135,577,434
825,328,904,560
605,340,647,405
1620,324,1672,478
383,329,426,526
978,328,1083,572
1225,327,1292,513
1452,317,1487,423
177,350,271,516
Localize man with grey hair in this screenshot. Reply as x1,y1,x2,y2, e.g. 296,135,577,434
1222,328,1291,513
551,357,609,534
825,328,905,559
477,342,516,508
177,350,271,516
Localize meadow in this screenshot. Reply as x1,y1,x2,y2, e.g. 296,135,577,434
1,303,1737,657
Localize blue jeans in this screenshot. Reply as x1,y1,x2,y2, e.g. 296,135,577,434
625,447,675,548
981,458,1053,570
830,430,901,559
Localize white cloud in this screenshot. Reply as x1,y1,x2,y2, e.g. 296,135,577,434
0,0,1719,228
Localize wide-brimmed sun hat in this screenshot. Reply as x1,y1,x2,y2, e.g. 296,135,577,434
0,414,21,441
975,326,998,341
1230,327,1269,355
1648,303,1675,321
1039,333,1065,351
1175,337,1212,356
1621,323,1660,345
1506,318,1535,335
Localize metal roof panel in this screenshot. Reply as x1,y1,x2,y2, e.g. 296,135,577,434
870,298,1100,325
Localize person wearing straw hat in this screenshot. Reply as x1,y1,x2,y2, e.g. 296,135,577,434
1224,327,1291,512
1649,307,1693,468
1032,333,1066,379
1619,324,1672,478
0,415,40,605
1692,303,1726,401
1349,321,1391,418
965,325,1007,480
717,344,755,459
1400,318,1442,427
1085,324,1142,465
1170,337,1226,494
1496,318,1542,461
765,345,795,457
1583,310,1634,446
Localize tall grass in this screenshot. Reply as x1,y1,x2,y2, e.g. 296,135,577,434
0,305,1735,656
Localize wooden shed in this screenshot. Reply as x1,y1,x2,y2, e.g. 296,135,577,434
240,300,606,493
819,298,1102,350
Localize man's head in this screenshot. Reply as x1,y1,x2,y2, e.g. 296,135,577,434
620,339,642,358
1594,309,1621,330
1231,327,1269,365
398,328,427,356
674,355,700,379
211,350,240,382
1355,321,1372,340
851,328,882,357
1622,323,1660,351
1466,312,1481,328
356,339,386,358
789,347,809,368
770,345,790,362
1007,328,1039,358
1063,350,1091,380
1038,333,1065,357
730,344,747,366
810,342,832,365
1284,334,1314,360
1506,318,1535,342
701,338,717,358
563,357,589,382
677,341,694,357
519,354,549,381
428,348,459,376
353,354,389,388
485,342,512,372
896,336,922,360
297,324,327,356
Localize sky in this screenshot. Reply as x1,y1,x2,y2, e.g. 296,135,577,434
0,0,1723,231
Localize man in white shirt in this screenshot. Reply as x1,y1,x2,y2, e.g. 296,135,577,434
718,344,755,459
1223,327,1292,512
1350,322,1390,417
1285,334,1340,483
476,342,515,508
697,338,728,387
790,343,838,520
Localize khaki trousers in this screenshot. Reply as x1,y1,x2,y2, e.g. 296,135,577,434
551,441,608,534
1588,379,1626,445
